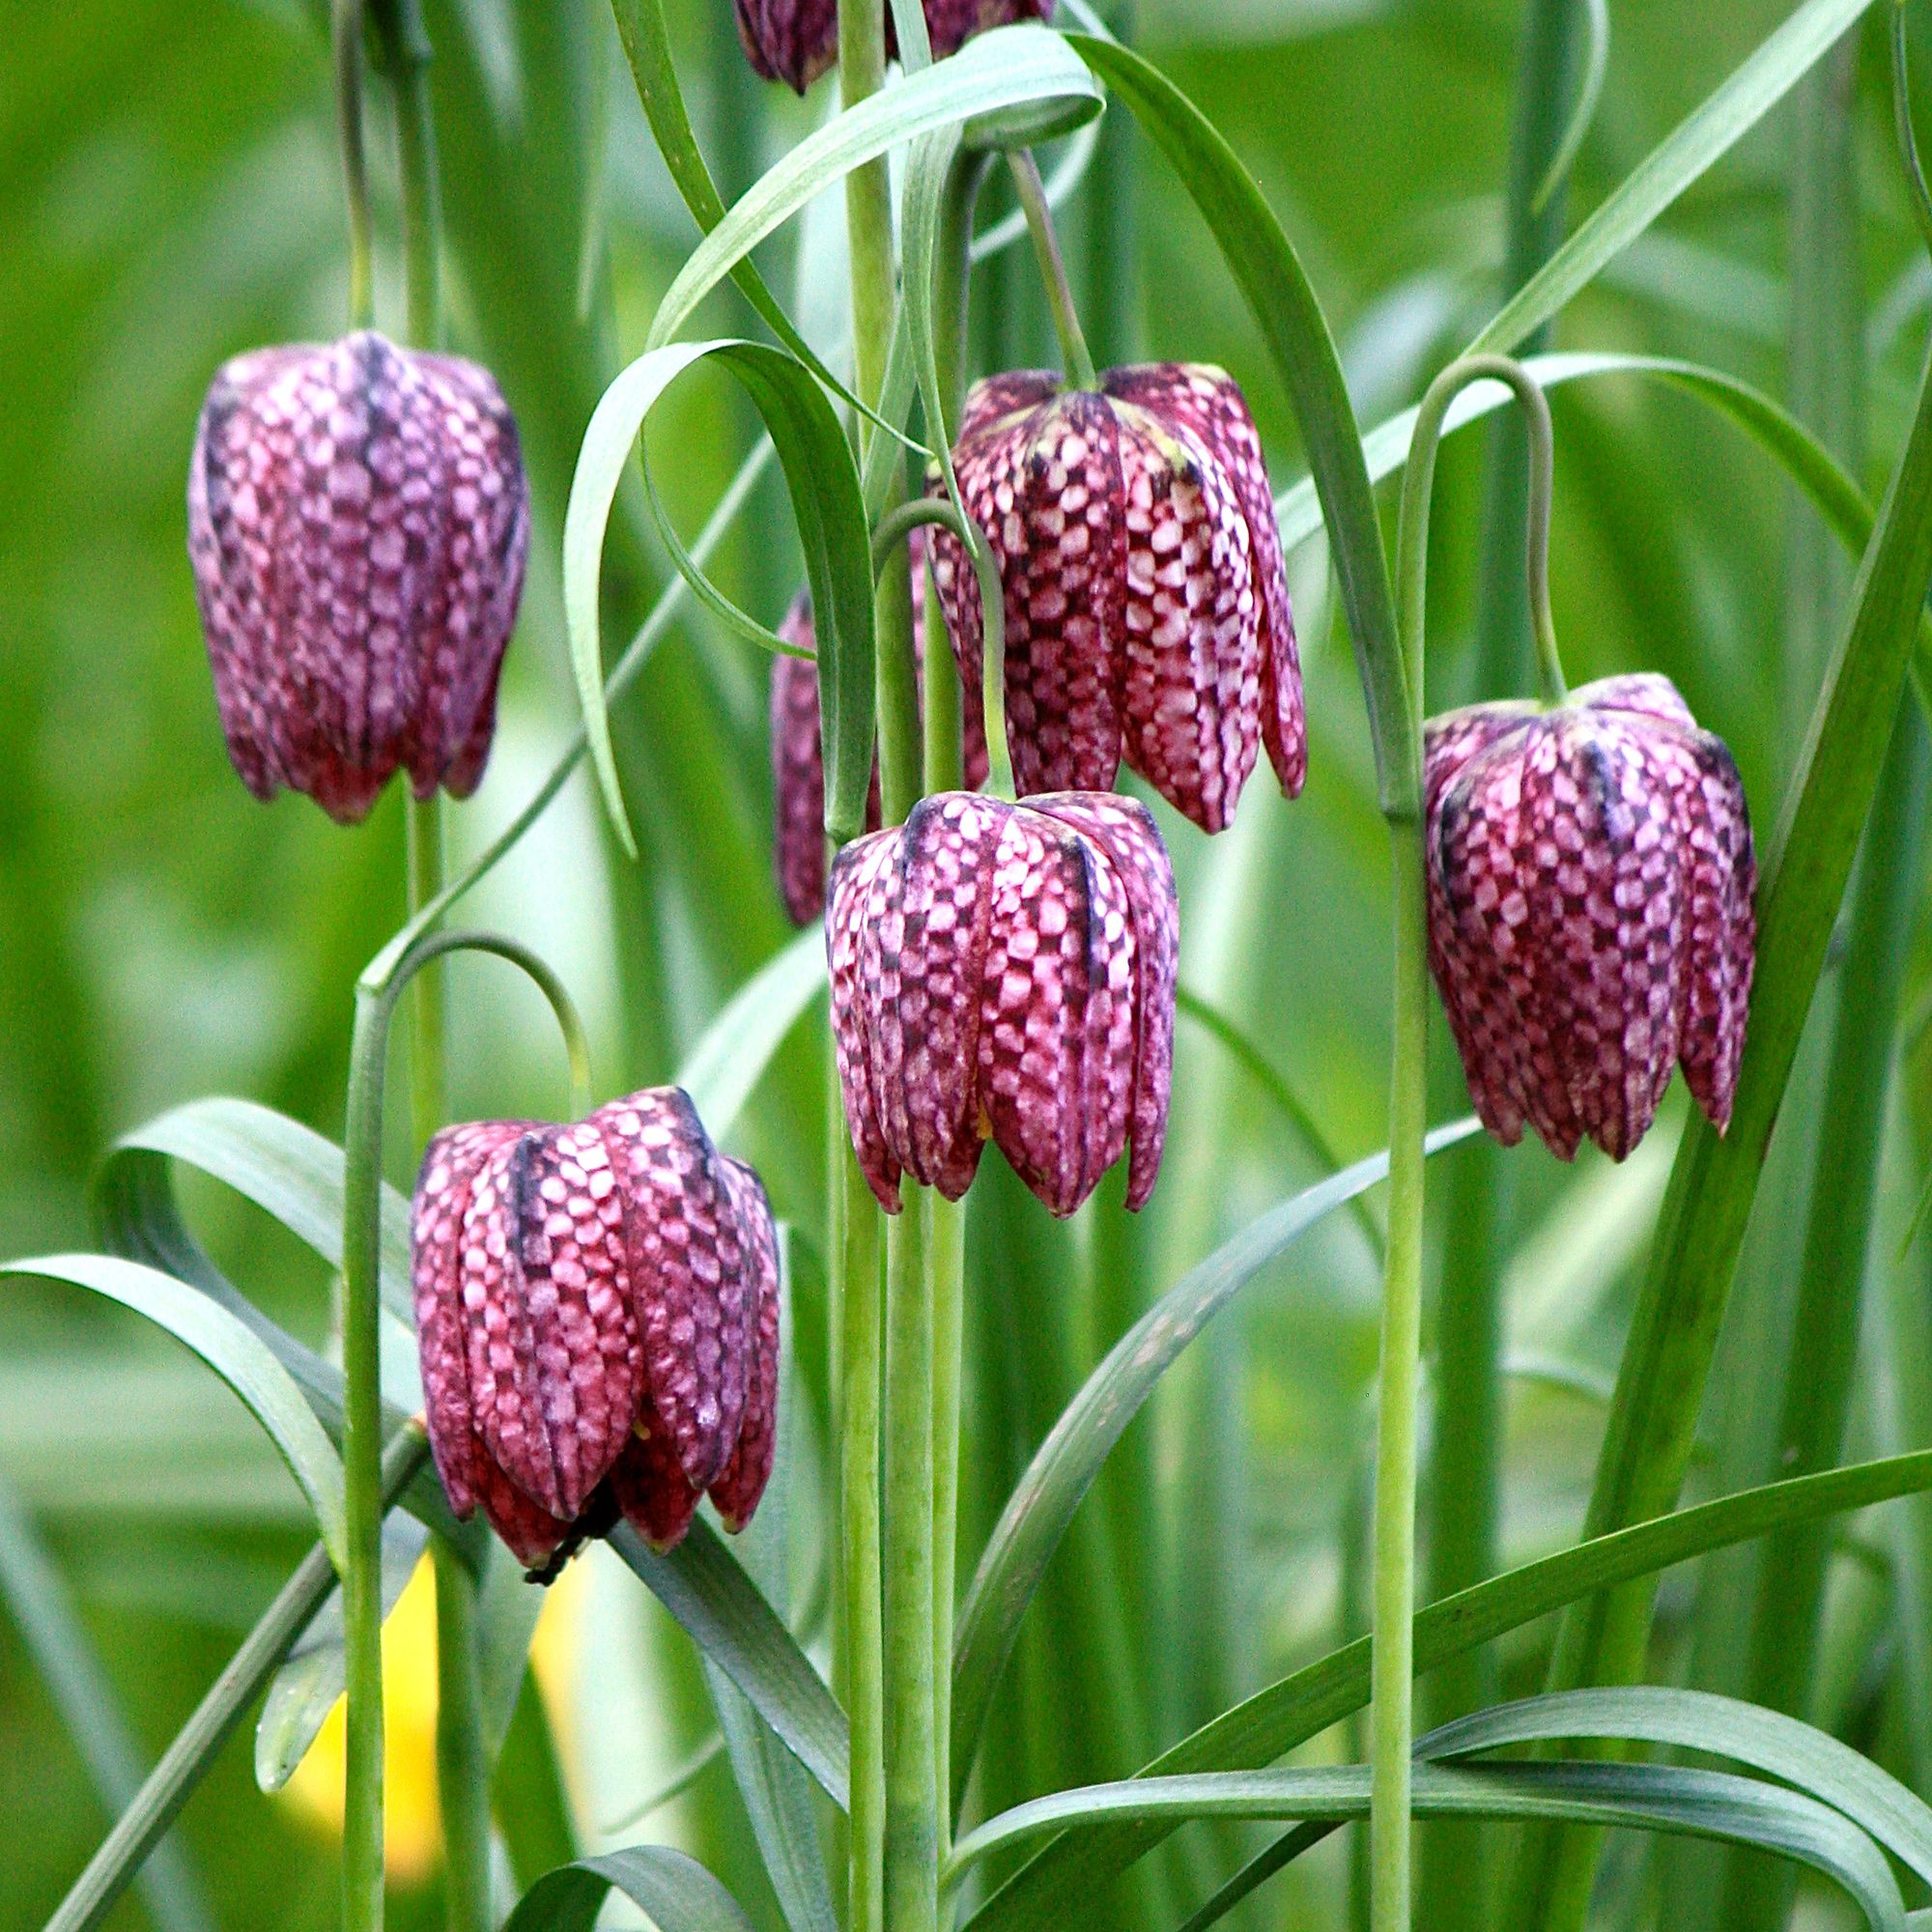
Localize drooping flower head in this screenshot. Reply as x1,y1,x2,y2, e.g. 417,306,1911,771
1425,673,1756,1162
411,1089,780,1576
928,362,1303,835
187,330,529,823
736,0,1053,93
771,531,990,923
829,790,1178,1218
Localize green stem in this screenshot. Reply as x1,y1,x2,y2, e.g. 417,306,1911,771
430,1542,492,1932
927,1188,964,1865
380,0,443,350
332,0,375,330
405,799,447,1145
1367,816,1430,1932
1370,351,1553,1932
843,1151,886,1932
1008,151,1098,391
884,1200,937,1932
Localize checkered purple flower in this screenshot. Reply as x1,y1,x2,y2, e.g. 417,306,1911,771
187,331,528,823
829,790,1177,1218
735,0,1053,93
928,362,1304,834
771,532,990,924
1425,673,1756,1162
411,1089,780,1576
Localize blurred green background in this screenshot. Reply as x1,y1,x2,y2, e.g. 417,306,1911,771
6,1,1932,1927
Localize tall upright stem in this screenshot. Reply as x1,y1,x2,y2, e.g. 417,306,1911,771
883,1205,938,1932
384,0,443,351
841,1154,886,1932
1371,353,1557,1932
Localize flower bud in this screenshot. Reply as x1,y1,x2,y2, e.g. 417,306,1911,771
411,1090,780,1574
735,0,1053,93
929,362,1303,834
771,532,989,923
1425,673,1756,1161
187,331,528,823
829,789,1177,1218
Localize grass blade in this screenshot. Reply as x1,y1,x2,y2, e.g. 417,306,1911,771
502,1845,758,1932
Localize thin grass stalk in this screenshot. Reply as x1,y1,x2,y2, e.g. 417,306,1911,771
842,1148,886,1932
1715,706,1930,1930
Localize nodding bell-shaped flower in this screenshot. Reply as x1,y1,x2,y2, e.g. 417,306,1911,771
411,1090,780,1577
187,330,529,824
735,0,1053,94
829,790,1178,1218
1425,673,1756,1163
771,533,990,924
929,363,1304,835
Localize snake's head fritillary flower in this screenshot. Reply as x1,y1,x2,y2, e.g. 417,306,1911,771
187,331,529,824
1424,672,1756,1162
735,0,1053,93
771,532,990,924
828,790,1178,1218
411,1090,780,1576
928,362,1303,835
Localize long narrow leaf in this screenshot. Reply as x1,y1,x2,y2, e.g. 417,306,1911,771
961,1449,1932,1928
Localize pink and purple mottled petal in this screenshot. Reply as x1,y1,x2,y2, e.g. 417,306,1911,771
411,1119,536,1517
956,369,1065,441
1030,793,1177,1208
770,604,830,926
734,0,838,90
709,1159,782,1531
611,1401,702,1551
829,831,905,1210
186,332,526,823
1105,363,1304,798
1576,672,1699,731
936,388,1129,800
471,1457,576,1573
592,1089,752,1493
1112,401,1262,831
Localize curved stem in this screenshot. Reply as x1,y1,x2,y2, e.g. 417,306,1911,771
1368,351,1557,1932
1895,1,1932,263
1008,150,1098,390
332,0,375,330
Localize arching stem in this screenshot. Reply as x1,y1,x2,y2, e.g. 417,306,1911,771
1008,150,1098,390
1369,352,1558,1932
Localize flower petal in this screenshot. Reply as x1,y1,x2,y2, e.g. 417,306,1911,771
709,1158,782,1531
829,830,905,1210
611,1400,702,1551
1030,793,1177,1208
592,1088,753,1492
1111,400,1262,831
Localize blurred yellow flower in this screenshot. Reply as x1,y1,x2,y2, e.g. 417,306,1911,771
281,1552,582,1887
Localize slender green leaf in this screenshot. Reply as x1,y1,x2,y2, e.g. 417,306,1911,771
961,1448,1932,1929
502,1846,757,1932
3,1256,347,1569
1422,1689,1932,1884
610,1517,849,1809
949,1763,1904,1932
561,339,874,858
0,1480,213,1932
951,1121,1481,1809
